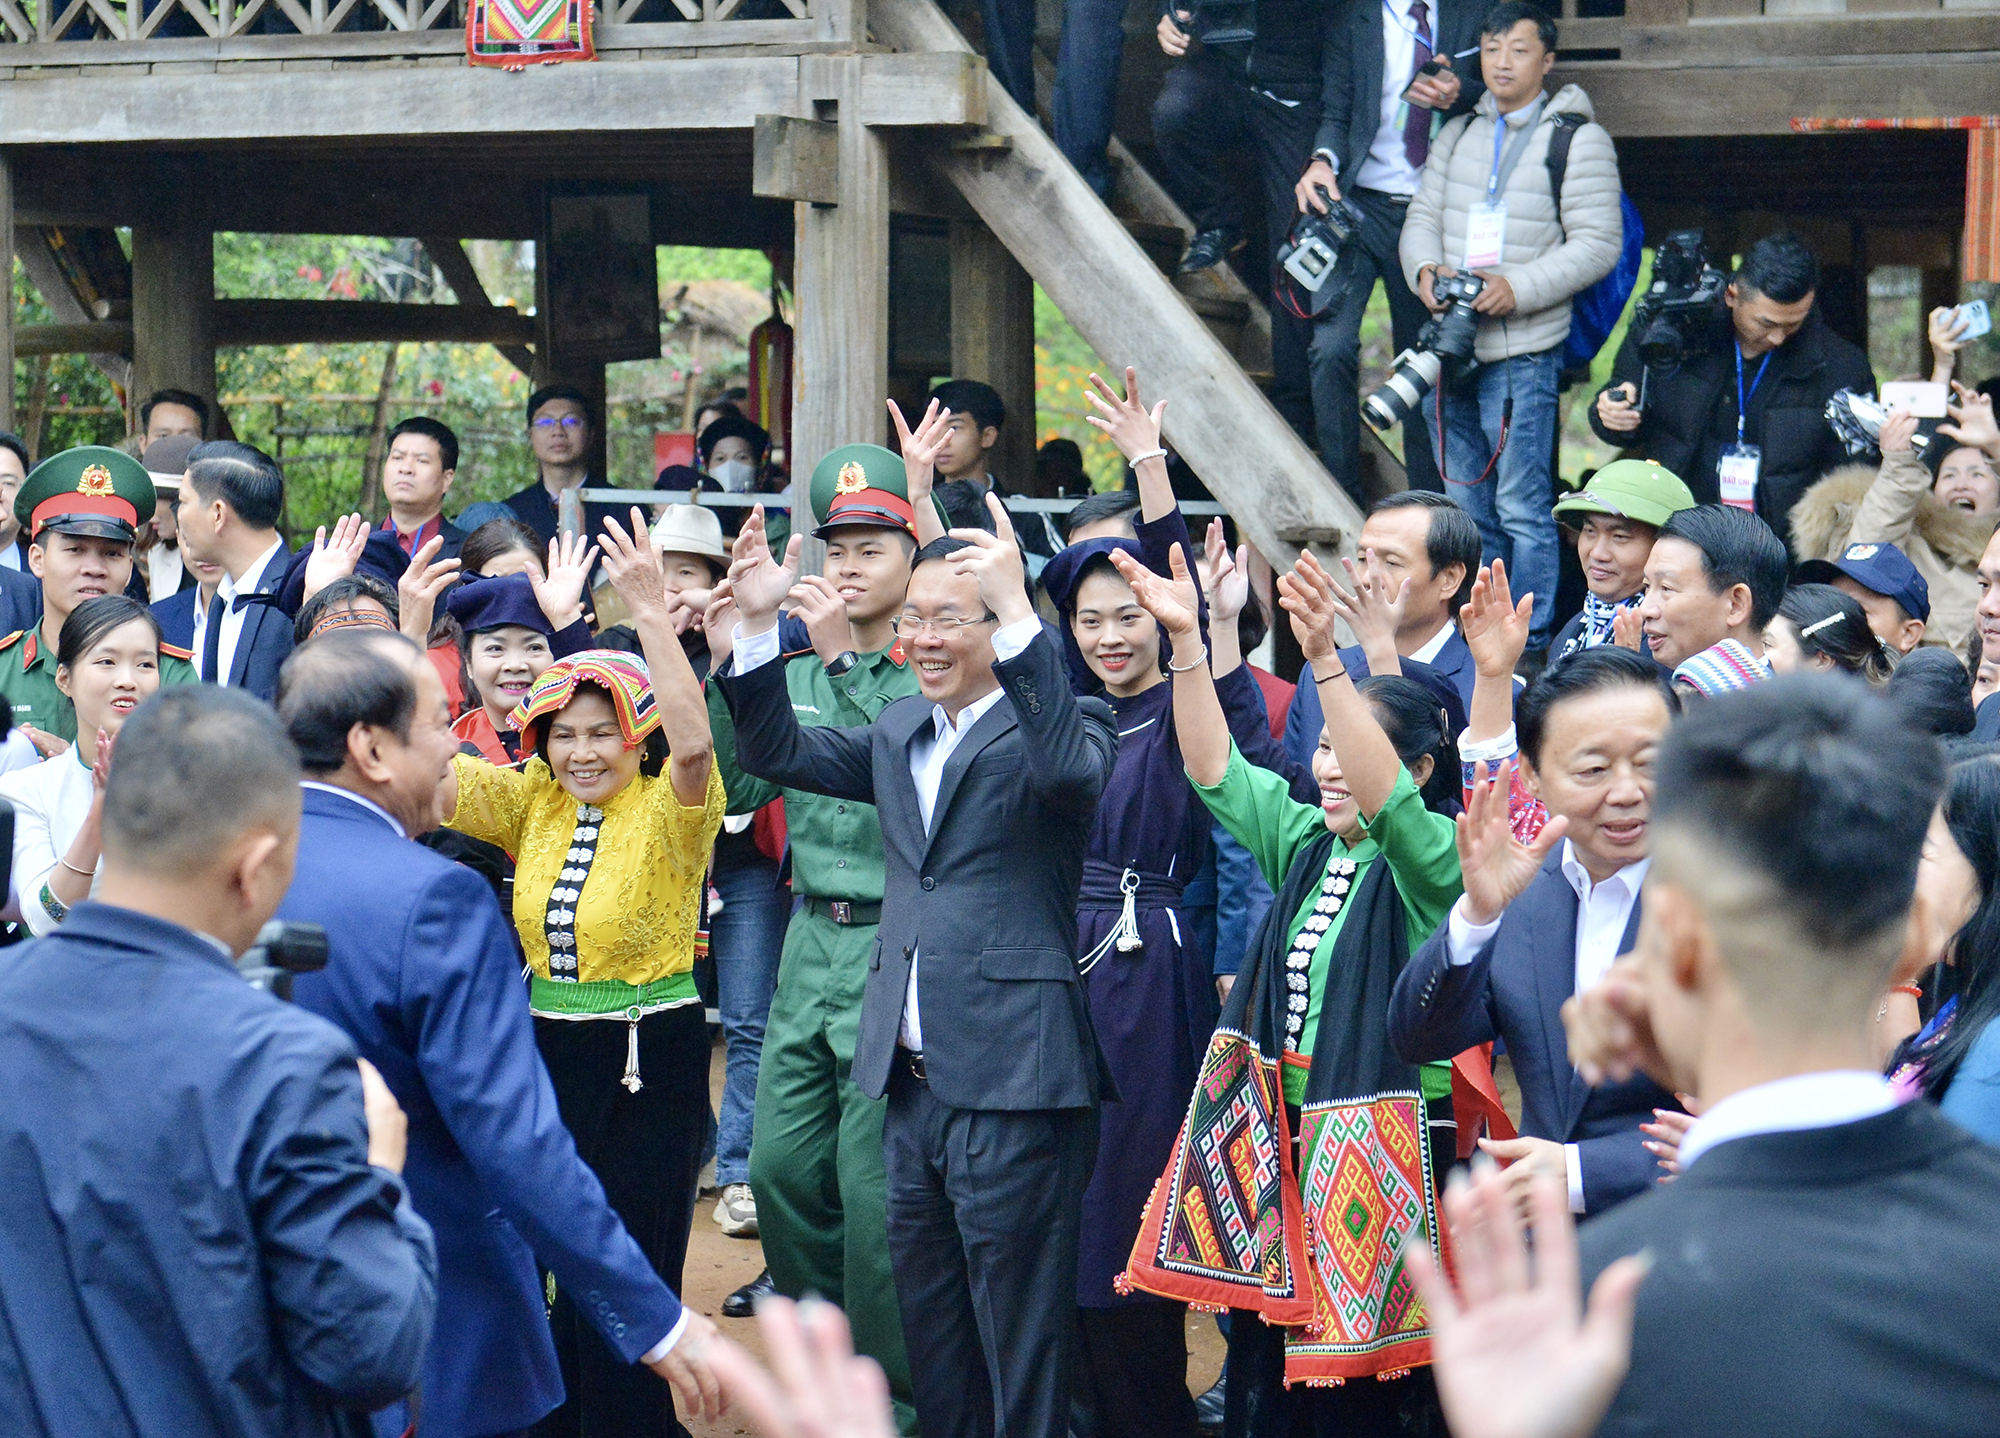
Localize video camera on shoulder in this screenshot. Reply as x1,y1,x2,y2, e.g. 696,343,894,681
1363,271,1486,433
1277,191,1365,318
236,920,330,1002
1628,229,1728,377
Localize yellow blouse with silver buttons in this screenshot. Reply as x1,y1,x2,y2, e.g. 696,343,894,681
447,752,727,1015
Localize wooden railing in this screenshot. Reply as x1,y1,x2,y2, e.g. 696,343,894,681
0,0,844,55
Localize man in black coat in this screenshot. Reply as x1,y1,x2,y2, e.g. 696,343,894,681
716,497,1117,1438
0,686,436,1438
1590,231,1874,544
1562,675,2000,1438
1296,0,1485,499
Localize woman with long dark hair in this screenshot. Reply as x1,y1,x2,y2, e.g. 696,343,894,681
1763,583,1894,686
1892,756,2000,1141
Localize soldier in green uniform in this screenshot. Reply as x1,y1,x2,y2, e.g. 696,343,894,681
704,444,937,1435
0,446,197,744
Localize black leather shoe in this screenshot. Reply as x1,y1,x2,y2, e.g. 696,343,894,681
1178,227,1244,275
722,1268,777,1318
1194,1373,1226,1433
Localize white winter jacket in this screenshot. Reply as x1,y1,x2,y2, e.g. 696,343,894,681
1398,83,1623,363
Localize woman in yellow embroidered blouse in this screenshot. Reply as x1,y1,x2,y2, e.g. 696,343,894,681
438,509,724,1434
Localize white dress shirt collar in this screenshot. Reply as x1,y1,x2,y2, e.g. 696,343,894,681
1677,1070,1897,1174
301,780,409,840
1410,618,1455,666
218,536,285,603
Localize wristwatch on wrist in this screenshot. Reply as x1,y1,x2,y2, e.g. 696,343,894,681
824,650,860,678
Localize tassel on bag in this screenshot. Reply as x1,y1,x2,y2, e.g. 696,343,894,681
1080,869,1145,974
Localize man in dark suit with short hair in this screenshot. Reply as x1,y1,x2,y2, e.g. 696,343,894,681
1392,647,1680,1217
375,416,470,562
172,441,293,701
1563,676,2000,1438
716,496,1118,1438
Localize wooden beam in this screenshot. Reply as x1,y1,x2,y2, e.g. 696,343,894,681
949,219,1035,494
870,0,1362,566
17,321,131,357
1557,13,2000,62
754,116,840,206
130,165,214,434
0,51,988,147
418,236,535,376
212,299,535,348
791,53,890,569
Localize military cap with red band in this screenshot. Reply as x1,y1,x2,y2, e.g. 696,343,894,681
16,444,157,544
808,442,949,541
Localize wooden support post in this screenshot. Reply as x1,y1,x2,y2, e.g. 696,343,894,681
0,156,14,433
791,53,890,572
532,231,610,482
130,161,215,436
950,218,1037,494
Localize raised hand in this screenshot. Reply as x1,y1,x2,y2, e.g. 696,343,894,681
728,504,803,630
533,531,600,630
1610,604,1645,653
1640,1102,1698,1179
1276,549,1347,664
1407,1166,1648,1438
704,580,739,668
789,573,858,665
1562,955,1669,1087
1942,381,2000,455
601,507,673,622
1878,407,1919,456
1110,544,1201,639
1203,518,1249,626
303,512,369,602
90,727,115,792
397,534,461,642
890,397,953,496
1083,367,1169,463
707,1298,890,1438
945,493,1033,626
1462,560,1533,680
1333,551,1409,664
1457,758,1568,926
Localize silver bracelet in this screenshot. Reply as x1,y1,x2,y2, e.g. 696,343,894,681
58,857,95,880
1167,645,1209,673
1128,447,1168,465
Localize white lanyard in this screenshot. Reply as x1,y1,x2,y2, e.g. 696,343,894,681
1486,97,1544,203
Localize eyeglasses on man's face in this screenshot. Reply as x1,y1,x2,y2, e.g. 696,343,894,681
532,415,587,431
891,612,998,638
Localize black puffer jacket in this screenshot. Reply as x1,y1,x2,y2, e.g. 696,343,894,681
1588,303,1874,543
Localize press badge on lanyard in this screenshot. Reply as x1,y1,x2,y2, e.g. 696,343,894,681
1722,346,1773,512
1464,102,1536,271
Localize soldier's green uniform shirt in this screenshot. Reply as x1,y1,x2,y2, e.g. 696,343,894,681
709,640,914,894
0,625,199,743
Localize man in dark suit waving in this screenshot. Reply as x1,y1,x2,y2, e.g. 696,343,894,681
716,494,1117,1438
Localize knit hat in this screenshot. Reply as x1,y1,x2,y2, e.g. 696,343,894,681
511,649,659,747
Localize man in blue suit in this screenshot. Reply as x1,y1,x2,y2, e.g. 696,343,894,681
1390,646,1682,1216
274,629,725,1438
173,441,294,701
1282,491,1495,769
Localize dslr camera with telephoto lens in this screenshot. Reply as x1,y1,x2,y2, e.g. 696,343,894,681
1363,270,1486,433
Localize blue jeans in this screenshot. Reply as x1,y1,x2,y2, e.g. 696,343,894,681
710,857,789,1188
1441,345,1564,646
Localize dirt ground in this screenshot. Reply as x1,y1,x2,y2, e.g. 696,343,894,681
680,1031,1226,1438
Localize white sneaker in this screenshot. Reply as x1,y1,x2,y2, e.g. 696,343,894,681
714,1182,759,1238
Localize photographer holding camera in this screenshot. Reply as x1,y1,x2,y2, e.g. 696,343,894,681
1296,0,1487,501
1398,0,1623,656
1590,231,1874,543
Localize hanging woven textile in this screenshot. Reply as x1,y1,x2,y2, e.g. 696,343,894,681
467,0,594,70
747,289,794,473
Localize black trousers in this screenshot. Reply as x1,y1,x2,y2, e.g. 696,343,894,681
1307,187,1443,501
532,1004,710,1438
1074,1301,1201,1438
1151,62,1321,444
883,1063,1099,1438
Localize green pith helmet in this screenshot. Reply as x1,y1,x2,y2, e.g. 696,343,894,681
1552,458,1697,530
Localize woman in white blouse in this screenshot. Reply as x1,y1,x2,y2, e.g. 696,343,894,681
0,596,164,933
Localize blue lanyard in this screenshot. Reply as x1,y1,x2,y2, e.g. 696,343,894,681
1734,345,1772,443
1383,0,1433,49
1487,98,1542,203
